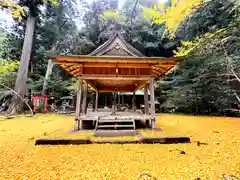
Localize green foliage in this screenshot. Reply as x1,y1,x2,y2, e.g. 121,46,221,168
1,0,78,101
158,1,240,116
73,0,176,57
28,0,78,96
0,28,7,57
1,21,25,60
0,59,19,104
175,0,237,41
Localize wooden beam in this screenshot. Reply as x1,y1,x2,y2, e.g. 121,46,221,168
57,61,177,68
152,67,165,74
71,66,82,75
133,81,147,92
80,74,150,80
59,64,66,68
84,80,98,92
72,71,82,77
68,67,82,75
55,60,179,66
59,63,176,79
60,65,80,78
54,55,183,64
83,63,151,68
155,66,174,75
144,84,149,115
154,64,176,67
66,67,170,78
65,65,79,72
59,64,72,69
151,69,162,77
98,89,134,93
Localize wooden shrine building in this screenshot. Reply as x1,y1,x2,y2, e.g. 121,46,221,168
52,33,183,130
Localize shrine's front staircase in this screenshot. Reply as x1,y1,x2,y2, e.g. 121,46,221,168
94,116,136,130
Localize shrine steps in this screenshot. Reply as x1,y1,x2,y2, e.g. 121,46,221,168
94,118,136,130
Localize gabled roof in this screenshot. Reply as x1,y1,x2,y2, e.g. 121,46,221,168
52,33,184,92
88,32,144,56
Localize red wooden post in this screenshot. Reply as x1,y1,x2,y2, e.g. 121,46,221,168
33,95,39,113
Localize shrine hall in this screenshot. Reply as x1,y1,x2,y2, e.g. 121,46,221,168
51,33,183,131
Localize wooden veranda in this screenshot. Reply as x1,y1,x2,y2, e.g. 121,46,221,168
52,33,183,130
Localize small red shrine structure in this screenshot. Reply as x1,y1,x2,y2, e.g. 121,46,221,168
31,94,49,113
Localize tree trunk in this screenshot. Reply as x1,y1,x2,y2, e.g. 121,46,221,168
42,59,53,95
7,15,35,114
42,42,58,95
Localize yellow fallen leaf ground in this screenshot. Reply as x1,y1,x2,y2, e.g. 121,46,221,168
0,113,239,180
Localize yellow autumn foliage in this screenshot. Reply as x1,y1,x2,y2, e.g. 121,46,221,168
0,60,19,73
144,0,209,37
0,0,58,20
103,10,122,21
174,28,227,56
0,0,24,20
0,114,240,180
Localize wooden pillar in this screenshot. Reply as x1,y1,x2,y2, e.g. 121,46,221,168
95,91,98,112
149,78,156,129
117,92,120,110
91,92,95,111
132,92,136,112
122,94,124,105
75,79,83,117
75,78,83,131
144,83,149,114
111,92,117,115
82,83,88,115
105,95,107,107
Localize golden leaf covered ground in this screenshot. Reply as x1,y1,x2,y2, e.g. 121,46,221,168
0,114,239,180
